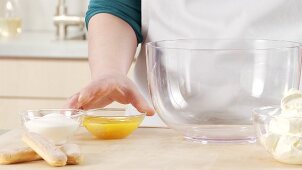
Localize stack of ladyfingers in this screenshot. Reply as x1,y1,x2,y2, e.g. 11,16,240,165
0,132,82,167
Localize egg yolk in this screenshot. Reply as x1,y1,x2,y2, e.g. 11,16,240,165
83,116,143,139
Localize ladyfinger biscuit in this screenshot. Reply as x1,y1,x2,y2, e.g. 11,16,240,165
0,146,42,164
61,144,82,165
22,132,67,167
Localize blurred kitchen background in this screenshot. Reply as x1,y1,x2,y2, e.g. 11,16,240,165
0,0,125,129
3,0,88,38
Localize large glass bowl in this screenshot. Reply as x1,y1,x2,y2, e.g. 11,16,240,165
146,39,301,143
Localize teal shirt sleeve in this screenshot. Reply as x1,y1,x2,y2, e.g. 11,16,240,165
85,0,142,44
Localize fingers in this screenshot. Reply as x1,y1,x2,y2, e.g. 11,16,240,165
64,93,80,109
126,83,155,116
131,95,155,116
66,76,155,116
77,80,112,107
81,97,112,110
103,80,155,116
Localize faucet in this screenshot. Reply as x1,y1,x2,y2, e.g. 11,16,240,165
53,0,85,40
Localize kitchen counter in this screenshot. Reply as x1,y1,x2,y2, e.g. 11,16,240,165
0,31,87,59
0,128,301,170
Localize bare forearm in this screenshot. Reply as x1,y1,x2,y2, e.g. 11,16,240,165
88,13,137,79
67,14,154,114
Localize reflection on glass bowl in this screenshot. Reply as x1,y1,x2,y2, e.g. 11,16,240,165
146,39,301,143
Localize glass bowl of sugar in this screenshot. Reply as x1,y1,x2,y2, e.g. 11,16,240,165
21,109,84,145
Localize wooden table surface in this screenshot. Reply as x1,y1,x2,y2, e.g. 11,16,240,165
0,127,301,170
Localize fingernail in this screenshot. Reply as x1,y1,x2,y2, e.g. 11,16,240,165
147,111,155,116
78,94,87,105
145,106,155,116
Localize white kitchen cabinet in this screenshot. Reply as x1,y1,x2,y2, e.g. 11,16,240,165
0,58,90,98
0,57,89,129
0,32,140,129
0,57,125,129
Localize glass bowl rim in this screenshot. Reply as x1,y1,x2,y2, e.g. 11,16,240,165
85,108,146,118
252,105,302,119
146,38,301,51
20,108,85,118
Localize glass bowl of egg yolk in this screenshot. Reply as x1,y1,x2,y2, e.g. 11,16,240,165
83,108,145,139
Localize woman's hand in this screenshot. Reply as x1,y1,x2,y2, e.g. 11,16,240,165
65,73,155,116
66,14,155,115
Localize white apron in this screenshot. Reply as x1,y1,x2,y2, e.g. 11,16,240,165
129,0,302,127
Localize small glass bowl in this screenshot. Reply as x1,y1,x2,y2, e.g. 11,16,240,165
253,106,302,164
83,108,145,139
21,109,84,145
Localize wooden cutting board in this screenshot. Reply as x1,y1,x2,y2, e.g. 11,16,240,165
0,127,301,170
